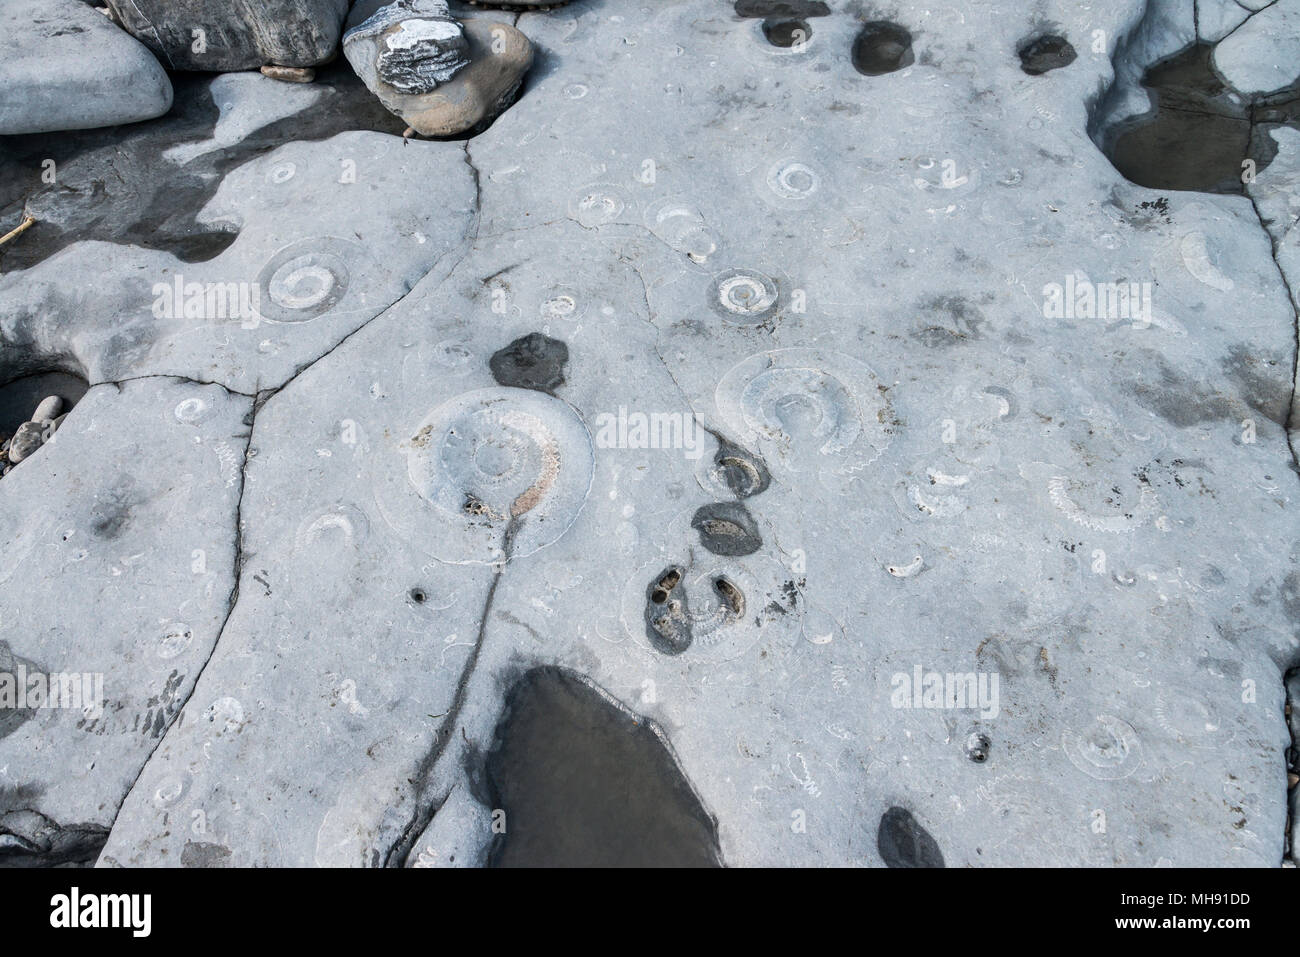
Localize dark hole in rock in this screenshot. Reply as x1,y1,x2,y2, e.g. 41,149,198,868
1018,34,1077,75
484,666,722,867
0,370,88,472
0,370,87,437
851,21,914,77
762,18,811,48
966,730,991,763
409,587,427,604
691,501,762,556
488,332,569,394
1101,43,1300,194
734,0,829,18
877,806,945,868
0,641,42,741
713,576,745,617
0,60,408,274
644,565,692,655
713,435,770,499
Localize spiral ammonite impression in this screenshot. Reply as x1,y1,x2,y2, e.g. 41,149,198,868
709,268,780,324
1062,713,1144,781
716,348,894,471
374,388,594,565
255,237,358,323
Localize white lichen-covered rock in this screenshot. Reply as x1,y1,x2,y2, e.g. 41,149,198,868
345,6,531,137
344,0,470,95
0,0,172,135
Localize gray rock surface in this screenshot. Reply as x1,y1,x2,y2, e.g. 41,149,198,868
1213,0,1300,97
0,379,247,864
1,0,1298,868
0,0,173,135
104,0,350,72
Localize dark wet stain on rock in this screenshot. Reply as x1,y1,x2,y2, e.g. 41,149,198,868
0,642,41,741
691,501,762,556
852,21,914,77
0,801,109,867
763,18,810,48
485,666,722,867
1101,43,1300,194
734,0,829,18
488,332,569,394
877,806,944,868
90,480,139,541
181,840,233,868
645,565,693,655
1017,34,1076,75
914,295,985,347
0,370,87,437
713,435,771,499
1125,350,1285,428
0,61,408,273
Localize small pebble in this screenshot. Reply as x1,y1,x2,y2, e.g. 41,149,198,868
260,65,315,83
7,421,44,463
32,394,63,424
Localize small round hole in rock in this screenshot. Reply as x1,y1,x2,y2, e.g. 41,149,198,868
762,18,811,48
965,731,992,763
851,21,914,76
0,370,89,472
1017,34,1077,76
409,588,427,604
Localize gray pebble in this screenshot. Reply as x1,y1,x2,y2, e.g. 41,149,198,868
32,395,64,424
7,421,45,463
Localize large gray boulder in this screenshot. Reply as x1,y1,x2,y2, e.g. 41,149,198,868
0,0,173,135
104,0,350,72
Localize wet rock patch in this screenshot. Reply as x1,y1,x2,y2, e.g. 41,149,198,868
488,332,569,394
484,666,722,867
877,806,944,868
1101,43,1299,193
0,63,406,272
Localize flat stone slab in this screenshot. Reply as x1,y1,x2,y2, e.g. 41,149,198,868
0,378,247,864
0,0,173,135
1213,0,1300,97
3,0,1299,868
